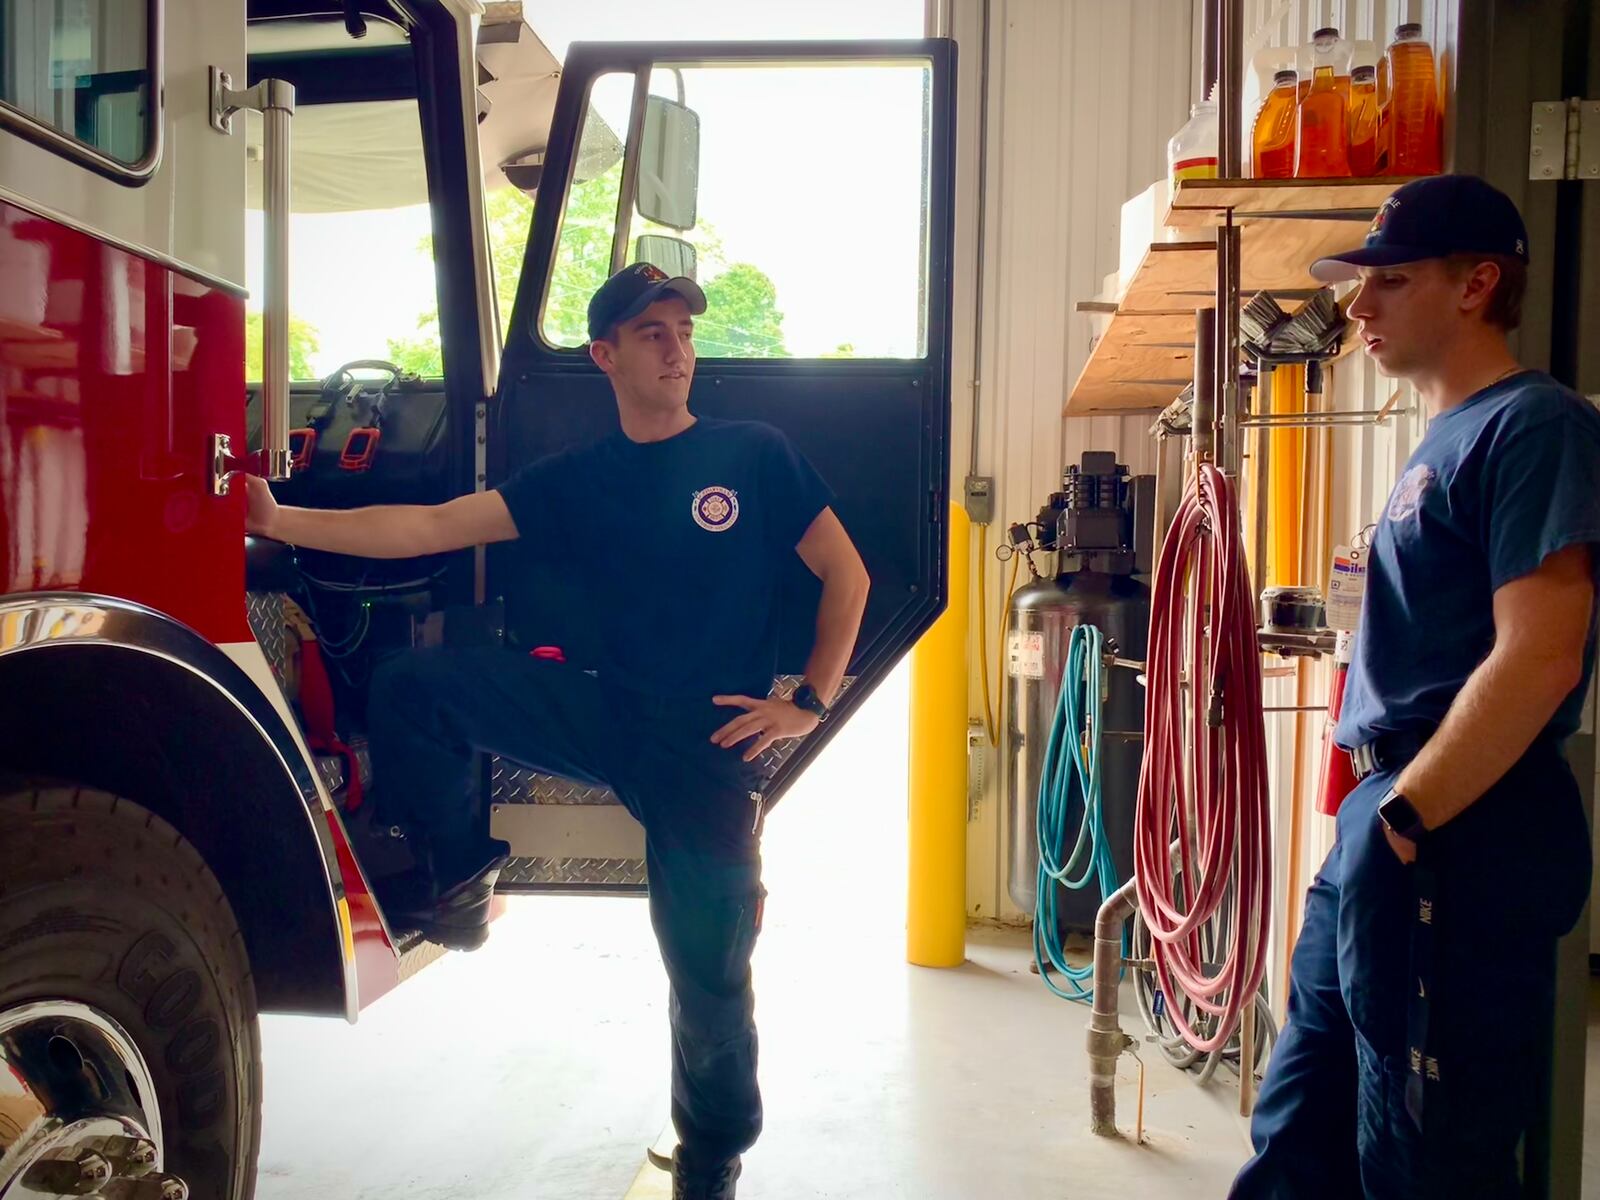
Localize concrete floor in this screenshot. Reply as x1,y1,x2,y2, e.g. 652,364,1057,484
253,664,1253,1198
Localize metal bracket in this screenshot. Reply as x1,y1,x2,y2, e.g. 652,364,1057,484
209,67,296,135
1579,101,1600,180
211,433,254,497
1529,98,1600,181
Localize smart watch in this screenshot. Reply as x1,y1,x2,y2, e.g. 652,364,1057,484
790,682,830,722
1377,787,1428,844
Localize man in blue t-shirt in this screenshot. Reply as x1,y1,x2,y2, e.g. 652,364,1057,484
246,264,870,1199
1232,176,1598,1199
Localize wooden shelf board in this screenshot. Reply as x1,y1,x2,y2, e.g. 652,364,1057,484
1164,177,1415,228
1067,310,1197,416
1066,176,1409,416
1120,220,1375,311
1067,296,1364,416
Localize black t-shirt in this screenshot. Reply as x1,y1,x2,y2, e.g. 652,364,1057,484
497,417,835,700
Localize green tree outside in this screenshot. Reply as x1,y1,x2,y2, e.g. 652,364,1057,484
245,312,321,380
386,312,445,377
383,163,790,373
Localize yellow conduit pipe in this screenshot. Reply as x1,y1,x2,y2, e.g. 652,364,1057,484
1269,363,1306,587
908,502,970,967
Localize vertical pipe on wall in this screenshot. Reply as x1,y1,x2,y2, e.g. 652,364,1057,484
1194,307,1218,463
1216,0,1244,479
1201,0,1220,99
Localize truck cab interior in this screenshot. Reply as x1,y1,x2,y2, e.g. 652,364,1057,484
240,1,558,866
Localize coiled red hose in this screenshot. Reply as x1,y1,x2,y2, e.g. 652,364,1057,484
1134,462,1271,1053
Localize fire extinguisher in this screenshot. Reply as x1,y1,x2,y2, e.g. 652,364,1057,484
1315,630,1359,816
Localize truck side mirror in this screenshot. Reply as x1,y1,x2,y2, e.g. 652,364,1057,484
634,234,697,281
637,95,699,232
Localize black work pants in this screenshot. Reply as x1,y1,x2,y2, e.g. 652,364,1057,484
1232,741,1591,1198
368,647,766,1171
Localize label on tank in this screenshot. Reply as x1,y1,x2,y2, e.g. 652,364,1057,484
1007,631,1045,679
1326,544,1367,631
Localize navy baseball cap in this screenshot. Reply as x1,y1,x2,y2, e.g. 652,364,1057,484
1310,175,1530,283
587,262,707,342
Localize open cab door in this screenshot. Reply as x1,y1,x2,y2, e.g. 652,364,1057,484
487,39,957,889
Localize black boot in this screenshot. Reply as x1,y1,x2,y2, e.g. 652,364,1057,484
671,1150,740,1200
378,837,510,952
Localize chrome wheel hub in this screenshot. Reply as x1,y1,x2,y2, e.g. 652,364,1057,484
0,1001,189,1199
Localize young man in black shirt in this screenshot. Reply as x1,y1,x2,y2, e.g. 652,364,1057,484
246,263,870,1198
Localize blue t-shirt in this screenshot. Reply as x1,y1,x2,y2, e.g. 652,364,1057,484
1335,372,1600,749
497,417,835,700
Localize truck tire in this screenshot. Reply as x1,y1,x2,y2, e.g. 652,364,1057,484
0,785,261,1199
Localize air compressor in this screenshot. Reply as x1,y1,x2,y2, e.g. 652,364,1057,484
1004,451,1153,935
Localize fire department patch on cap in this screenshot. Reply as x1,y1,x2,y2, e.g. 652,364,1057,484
692,486,739,532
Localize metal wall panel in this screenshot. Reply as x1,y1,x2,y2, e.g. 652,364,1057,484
951,0,1194,920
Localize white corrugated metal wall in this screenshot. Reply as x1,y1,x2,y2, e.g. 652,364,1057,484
946,0,1196,921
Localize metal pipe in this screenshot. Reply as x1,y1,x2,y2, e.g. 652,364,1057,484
1088,875,1140,1136
1218,222,1242,479
1217,0,1244,178
610,70,652,277
1193,308,1217,463
259,81,295,480
1252,367,1271,594
966,0,993,478
1215,0,1244,483
1200,0,1219,101
1242,411,1393,426
214,76,297,481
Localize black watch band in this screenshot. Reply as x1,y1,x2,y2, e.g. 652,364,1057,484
1377,787,1428,843
791,682,830,721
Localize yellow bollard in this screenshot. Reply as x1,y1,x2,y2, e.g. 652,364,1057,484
907,502,971,967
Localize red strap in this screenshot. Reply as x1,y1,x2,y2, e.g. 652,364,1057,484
299,637,364,812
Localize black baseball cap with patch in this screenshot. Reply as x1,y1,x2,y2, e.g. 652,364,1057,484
1310,174,1530,283
587,262,707,342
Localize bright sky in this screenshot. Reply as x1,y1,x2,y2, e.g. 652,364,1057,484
248,0,928,375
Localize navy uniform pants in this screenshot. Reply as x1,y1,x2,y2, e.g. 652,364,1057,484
1231,741,1591,1199
367,647,767,1173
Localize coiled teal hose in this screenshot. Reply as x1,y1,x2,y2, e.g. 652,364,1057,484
1033,622,1122,1001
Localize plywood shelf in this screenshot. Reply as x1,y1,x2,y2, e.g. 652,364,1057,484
1067,310,1196,416
1164,177,1414,227
1067,177,1409,415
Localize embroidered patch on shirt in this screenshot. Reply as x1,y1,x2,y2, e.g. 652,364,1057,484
1387,464,1437,522
692,486,740,532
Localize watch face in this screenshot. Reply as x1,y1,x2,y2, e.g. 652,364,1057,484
793,684,825,717
1380,792,1423,837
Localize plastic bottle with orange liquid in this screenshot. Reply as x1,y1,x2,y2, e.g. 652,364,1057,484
1347,65,1380,177
1385,23,1441,175
1251,70,1299,179
1295,30,1352,178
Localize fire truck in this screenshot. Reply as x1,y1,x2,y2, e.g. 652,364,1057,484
0,2,956,1193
